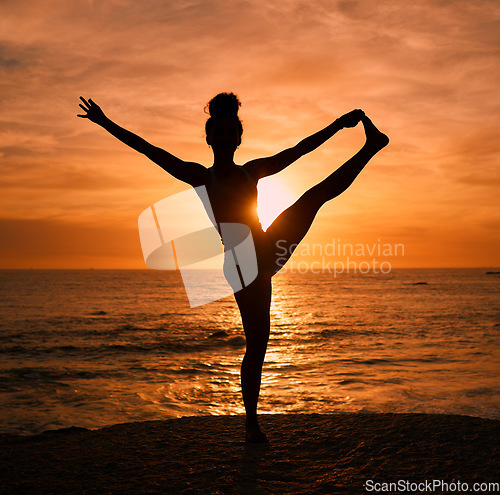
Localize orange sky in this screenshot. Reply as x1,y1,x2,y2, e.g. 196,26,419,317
1,0,499,269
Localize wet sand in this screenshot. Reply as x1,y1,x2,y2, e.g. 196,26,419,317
1,413,498,494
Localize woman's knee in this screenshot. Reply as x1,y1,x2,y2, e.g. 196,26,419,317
243,343,268,366
304,184,330,209
244,324,269,352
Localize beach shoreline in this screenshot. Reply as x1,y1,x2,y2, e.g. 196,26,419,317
1,412,498,494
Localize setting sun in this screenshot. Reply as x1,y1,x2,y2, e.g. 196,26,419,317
257,177,295,231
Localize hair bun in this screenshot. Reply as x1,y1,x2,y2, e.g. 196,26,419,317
208,92,241,118
205,92,244,140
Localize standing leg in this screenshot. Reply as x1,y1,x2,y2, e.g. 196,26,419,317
266,116,389,271
234,275,272,443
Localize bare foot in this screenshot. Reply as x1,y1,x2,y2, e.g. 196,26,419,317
362,115,389,151
245,424,269,444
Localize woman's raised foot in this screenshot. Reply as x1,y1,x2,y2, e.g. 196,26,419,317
362,115,389,151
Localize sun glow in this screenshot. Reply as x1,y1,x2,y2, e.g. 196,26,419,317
257,177,296,231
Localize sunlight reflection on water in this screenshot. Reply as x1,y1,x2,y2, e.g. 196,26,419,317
0,268,498,434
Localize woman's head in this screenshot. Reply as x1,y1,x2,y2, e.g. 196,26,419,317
205,92,243,150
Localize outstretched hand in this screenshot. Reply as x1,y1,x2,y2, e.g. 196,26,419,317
77,97,107,124
337,109,365,129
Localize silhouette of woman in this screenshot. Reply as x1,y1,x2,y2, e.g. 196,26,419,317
78,93,388,443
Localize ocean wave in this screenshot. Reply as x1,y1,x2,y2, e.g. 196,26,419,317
0,335,246,358
0,367,114,384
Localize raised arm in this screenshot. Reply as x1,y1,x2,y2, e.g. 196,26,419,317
77,97,207,187
243,109,364,180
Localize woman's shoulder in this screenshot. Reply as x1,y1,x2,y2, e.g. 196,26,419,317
184,163,210,187
238,165,254,181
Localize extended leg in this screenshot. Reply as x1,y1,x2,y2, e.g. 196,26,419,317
266,116,389,271
234,275,272,443
311,116,389,203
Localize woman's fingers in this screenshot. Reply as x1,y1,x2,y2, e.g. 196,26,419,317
77,97,91,118
79,96,90,109
77,96,105,122
338,109,365,128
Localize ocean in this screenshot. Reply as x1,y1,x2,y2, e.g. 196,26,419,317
0,268,498,435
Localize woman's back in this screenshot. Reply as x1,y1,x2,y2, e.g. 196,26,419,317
206,165,262,231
